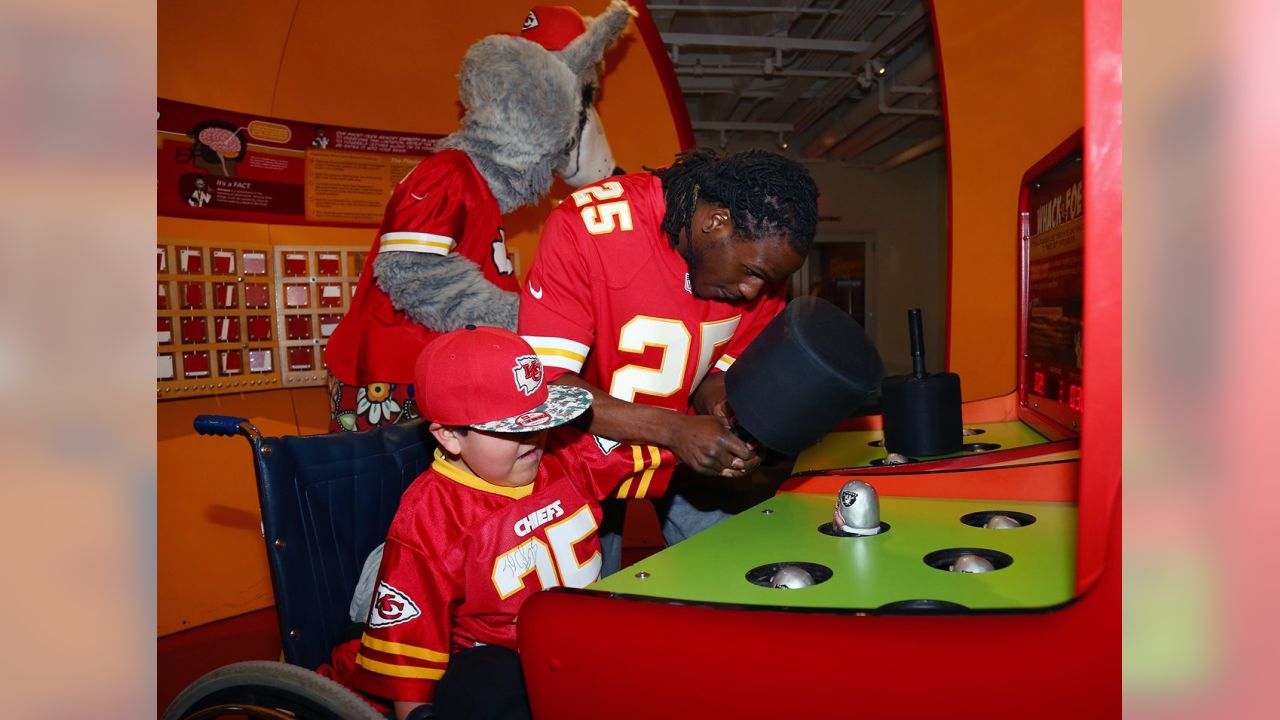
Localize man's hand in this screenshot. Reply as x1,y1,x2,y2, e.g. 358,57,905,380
552,374,758,477
668,413,761,478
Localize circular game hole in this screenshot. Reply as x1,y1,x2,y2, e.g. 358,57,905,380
818,521,891,537
961,442,1002,452
962,427,987,436
877,599,970,614
745,561,833,589
867,439,884,447
922,548,1014,573
959,510,1038,529
869,455,918,467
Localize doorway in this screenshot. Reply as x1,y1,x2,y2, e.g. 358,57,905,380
791,233,875,336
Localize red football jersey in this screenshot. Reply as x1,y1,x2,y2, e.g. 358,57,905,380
518,173,785,411
326,149,520,385
350,429,673,703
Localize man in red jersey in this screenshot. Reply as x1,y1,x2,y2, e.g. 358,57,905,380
518,148,819,573
351,327,672,720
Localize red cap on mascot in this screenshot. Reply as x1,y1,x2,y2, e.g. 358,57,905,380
519,6,589,50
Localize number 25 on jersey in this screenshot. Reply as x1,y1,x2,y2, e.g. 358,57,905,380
491,504,601,599
572,181,633,235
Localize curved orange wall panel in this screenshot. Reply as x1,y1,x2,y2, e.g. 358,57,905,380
932,0,1083,399
158,0,686,635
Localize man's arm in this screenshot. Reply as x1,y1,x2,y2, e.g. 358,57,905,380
556,373,760,477
395,701,428,720
691,372,732,420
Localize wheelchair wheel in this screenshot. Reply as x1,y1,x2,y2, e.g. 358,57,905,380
162,660,386,720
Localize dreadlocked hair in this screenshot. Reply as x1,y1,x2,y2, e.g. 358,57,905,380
650,148,819,255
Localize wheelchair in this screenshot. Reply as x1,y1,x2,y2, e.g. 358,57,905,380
163,415,437,720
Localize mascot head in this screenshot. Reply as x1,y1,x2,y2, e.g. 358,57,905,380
440,1,634,212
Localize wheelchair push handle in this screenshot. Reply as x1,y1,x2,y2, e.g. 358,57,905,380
194,414,263,439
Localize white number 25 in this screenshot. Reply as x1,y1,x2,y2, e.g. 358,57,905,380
609,316,740,402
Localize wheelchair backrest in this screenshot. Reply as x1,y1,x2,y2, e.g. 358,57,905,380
253,420,435,670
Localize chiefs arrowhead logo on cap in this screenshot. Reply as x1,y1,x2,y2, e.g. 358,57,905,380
368,581,421,628
522,10,539,31
512,354,544,396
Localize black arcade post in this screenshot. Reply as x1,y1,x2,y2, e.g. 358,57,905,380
880,308,964,456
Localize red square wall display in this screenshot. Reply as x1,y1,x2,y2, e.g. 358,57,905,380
318,283,344,307
247,316,272,341
178,247,203,274
244,283,270,308
211,249,236,275
288,347,314,371
243,252,267,275
319,314,341,337
213,283,238,309
183,351,211,378
285,316,312,340
157,317,173,344
157,283,169,310
181,317,208,344
248,349,273,373
219,349,243,375
214,316,241,343
284,253,308,276
284,284,310,308
157,354,175,381
317,253,341,275
181,282,205,310
157,247,168,273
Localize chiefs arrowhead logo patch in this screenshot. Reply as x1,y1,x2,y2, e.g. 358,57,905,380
594,435,621,455
512,354,544,396
522,10,539,31
368,581,421,628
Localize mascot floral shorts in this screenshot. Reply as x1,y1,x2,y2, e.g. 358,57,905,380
328,372,420,432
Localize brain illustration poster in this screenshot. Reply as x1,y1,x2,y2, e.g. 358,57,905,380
158,99,442,226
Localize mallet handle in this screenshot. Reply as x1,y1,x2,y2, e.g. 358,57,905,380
908,308,926,379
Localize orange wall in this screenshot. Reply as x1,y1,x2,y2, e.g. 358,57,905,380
932,0,1082,399
157,0,685,635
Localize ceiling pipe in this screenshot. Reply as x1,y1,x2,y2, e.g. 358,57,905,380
803,49,937,158
873,134,945,173
877,76,941,116
675,65,855,79
775,2,926,128
694,121,793,132
664,33,870,54
754,0,896,122
685,88,822,100
648,4,840,16
829,114,920,160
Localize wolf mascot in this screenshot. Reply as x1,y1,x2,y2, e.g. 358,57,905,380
325,2,634,432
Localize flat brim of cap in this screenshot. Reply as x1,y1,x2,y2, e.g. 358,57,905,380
469,384,592,433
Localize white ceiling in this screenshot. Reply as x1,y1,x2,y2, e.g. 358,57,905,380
649,0,942,168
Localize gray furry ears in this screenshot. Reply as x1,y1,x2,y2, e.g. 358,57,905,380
556,0,636,77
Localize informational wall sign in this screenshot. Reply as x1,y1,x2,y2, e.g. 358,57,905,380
157,99,442,226
1019,133,1084,432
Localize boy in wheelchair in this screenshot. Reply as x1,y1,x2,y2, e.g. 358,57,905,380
349,326,673,719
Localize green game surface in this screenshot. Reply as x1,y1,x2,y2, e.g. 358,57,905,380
591,493,1077,611
792,421,1051,473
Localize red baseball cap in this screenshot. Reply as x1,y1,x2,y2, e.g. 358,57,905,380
519,5,588,51
415,326,591,432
